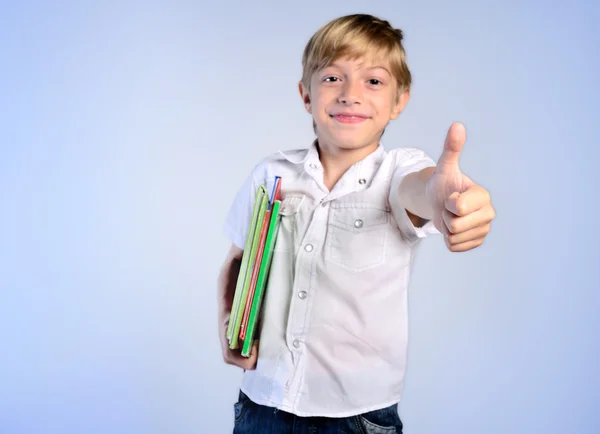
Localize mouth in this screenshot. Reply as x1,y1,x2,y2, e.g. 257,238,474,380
330,113,369,124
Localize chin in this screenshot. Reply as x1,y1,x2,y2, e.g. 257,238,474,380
337,141,368,151
326,133,378,152
315,121,381,151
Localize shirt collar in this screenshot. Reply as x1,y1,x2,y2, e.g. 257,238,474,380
352,142,386,188
278,139,319,166
278,139,387,192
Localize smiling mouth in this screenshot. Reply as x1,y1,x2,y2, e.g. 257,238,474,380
330,114,369,124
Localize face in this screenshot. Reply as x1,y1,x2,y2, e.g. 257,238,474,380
299,56,409,156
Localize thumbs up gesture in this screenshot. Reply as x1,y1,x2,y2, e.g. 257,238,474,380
425,123,496,252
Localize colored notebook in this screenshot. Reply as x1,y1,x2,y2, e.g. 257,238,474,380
227,176,282,355
226,185,268,348
241,198,281,356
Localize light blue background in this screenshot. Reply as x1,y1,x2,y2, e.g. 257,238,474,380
1,1,598,433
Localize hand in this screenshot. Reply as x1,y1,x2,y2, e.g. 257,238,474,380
426,122,496,252
219,312,259,370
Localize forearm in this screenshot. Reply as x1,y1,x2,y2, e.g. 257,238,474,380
217,244,259,369
217,245,243,321
397,166,435,221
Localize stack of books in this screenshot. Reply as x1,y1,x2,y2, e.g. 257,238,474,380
226,176,282,357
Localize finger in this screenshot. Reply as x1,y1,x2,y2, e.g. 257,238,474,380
445,236,485,252
444,192,462,216
232,340,260,369
243,342,260,371
446,185,490,216
446,223,491,245
241,357,257,371
443,206,494,234
435,122,466,173
224,349,255,370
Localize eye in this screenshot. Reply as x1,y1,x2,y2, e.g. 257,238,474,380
324,76,339,82
368,79,382,85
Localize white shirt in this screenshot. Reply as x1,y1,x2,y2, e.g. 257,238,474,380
223,141,439,417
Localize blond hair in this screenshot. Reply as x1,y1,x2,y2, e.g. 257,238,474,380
301,14,412,96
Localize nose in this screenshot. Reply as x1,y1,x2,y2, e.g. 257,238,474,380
338,79,362,105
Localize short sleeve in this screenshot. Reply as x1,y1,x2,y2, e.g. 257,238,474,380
388,148,440,244
223,165,263,250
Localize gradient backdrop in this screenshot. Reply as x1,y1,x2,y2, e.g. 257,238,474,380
1,1,599,433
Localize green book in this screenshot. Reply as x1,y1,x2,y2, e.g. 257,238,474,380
227,186,268,349
226,185,266,343
241,199,282,356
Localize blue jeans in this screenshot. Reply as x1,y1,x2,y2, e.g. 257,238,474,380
233,390,403,433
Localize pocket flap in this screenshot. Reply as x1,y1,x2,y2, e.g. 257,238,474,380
330,205,389,230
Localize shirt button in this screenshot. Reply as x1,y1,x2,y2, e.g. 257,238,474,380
304,244,314,252
298,291,307,299
309,163,317,169
354,219,363,228
358,178,367,185
293,339,300,348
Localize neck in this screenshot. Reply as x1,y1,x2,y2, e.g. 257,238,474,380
316,140,379,190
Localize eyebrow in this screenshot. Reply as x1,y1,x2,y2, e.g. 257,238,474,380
366,66,391,75
325,63,391,76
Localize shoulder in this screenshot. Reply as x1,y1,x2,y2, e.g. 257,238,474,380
380,147,437,180
248,147,310,180
385,147,436,165
275,147,310,165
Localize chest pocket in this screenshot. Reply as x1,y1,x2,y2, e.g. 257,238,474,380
273,195,304,252
325,204,389,272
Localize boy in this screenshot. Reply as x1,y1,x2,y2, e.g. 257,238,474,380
218,13,495,433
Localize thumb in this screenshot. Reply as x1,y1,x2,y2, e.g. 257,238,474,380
436,122,466,172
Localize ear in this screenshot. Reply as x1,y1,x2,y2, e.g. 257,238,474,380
390,87,410,120
298,81,312,114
